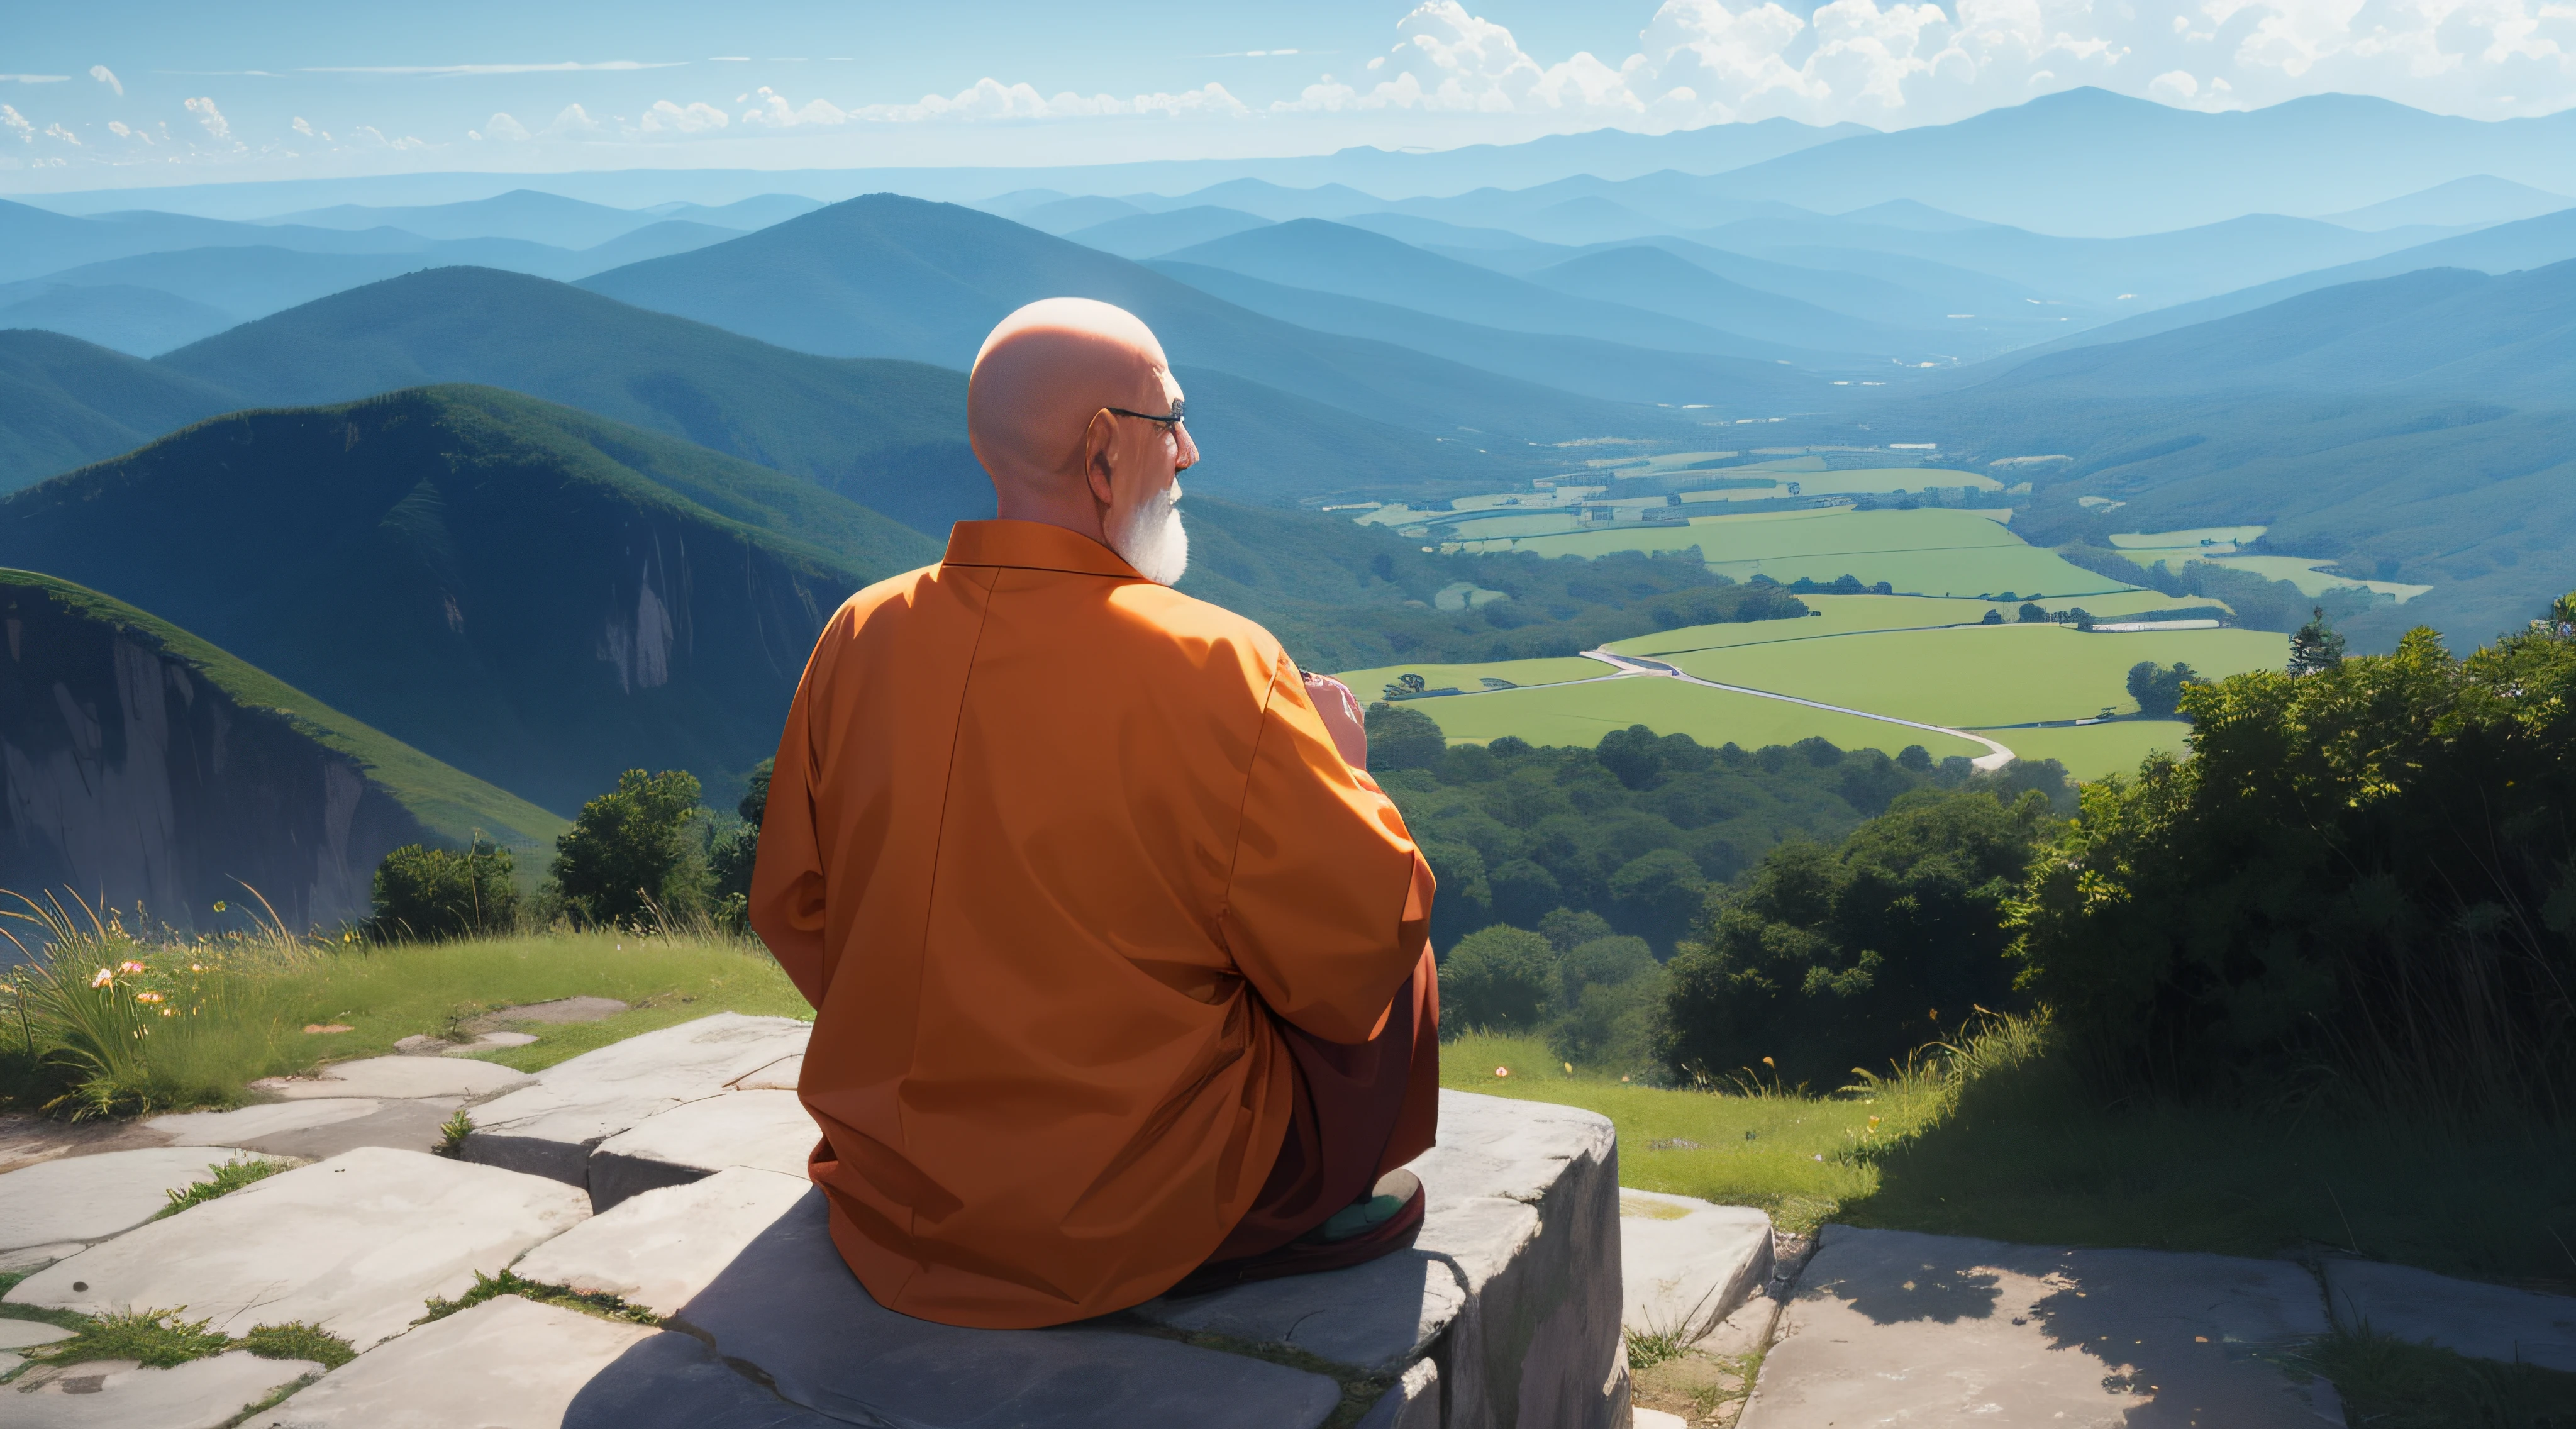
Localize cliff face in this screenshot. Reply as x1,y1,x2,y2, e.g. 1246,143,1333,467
1,585,431,930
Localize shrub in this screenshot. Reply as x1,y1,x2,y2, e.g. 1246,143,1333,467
1365,701,1448,771
367,838,520,942
708,759,773,930
2011,618,2576,1111
1662,788,2055,1087
1438,925,1556,1034
2124,661,2201,718
549,769,711,929
1607,850,1707,955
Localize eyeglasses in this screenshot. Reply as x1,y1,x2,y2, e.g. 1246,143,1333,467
1104,400,1185,430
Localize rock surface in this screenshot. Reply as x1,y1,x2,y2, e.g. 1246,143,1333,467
1619,1190,1773,1347
182,1098,467,1160
0,1320,72,1377
254,1055,531,1101
149,1099,382,1145
6,1145,590,1350
562,1331,843,1428
1742,1225,2343,1428
1413,1091,1629,1429
0,1350,320,1429
248,1294,657,1428
514,1166,813,1316
460,1013,810,1186
2324,1259,2576,1371
1355,1358,1442,1429
1132,1248,1466,1378
553,1184,1346,1428
0,1145,254,1252
585,1088,817,1211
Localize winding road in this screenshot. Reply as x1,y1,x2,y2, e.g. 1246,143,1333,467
1570,649,2019,772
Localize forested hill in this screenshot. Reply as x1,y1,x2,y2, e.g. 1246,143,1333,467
0,385,937,811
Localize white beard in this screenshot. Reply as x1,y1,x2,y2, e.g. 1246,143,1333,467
1108,480,1189,587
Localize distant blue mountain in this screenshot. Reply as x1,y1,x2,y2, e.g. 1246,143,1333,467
1067,206,1272,259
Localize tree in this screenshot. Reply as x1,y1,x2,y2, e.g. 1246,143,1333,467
1364,701,1446,771
550,769,711,928
1662,788,2055,1086
2286,605,2346,675
2018,602,2049,623
1596,725,1667,789
368,837,519,942
1981,608,2004,625
709,758,774,926
2124,661,2201,718
1609,849,1707,954
1439,925,1556,1033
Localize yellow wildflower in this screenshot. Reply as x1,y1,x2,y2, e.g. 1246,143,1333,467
136,991,164,1004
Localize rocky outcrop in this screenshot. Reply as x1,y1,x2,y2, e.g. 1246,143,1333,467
0,575,433,931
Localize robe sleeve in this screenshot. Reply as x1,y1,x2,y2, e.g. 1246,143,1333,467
1219,653,1436,1043
750,637,832,1009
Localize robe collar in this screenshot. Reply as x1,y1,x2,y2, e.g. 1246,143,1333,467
943,520,1145,582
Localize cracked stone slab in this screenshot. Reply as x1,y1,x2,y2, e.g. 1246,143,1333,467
514,1165,814,1318
460,1013,811,1186
0,1351,320,1429
638,1184,1344,1428
585,1089,818,1212
253,1055,531,1101
150,1099,383,1146
1619,1190,1774,1346
0,1320,72,1376
1741,1225,2343,1428
565,1330,844,1428
0,1145,257,1252
1411,1091,1628,1429
470,996,631,1028
1130,1248,1467,1377
2324,1259,2576,1371
245,1294,657,1428
192,1098,466,1161
6,1145,590,1351
728,1054,802,1091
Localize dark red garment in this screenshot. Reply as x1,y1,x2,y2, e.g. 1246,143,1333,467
1167,946,1441,1294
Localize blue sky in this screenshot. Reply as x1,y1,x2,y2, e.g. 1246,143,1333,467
6,0,2573,190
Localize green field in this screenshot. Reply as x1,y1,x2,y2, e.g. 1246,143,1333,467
1665,623,2290,728
2192,554,2433,603
1613,591,2216,660
1382,673,1990,760
1504,508,2136,599
1677,466,2002,504
1978,720,2196,781
1331,656,1608,696
2110,525,2267,552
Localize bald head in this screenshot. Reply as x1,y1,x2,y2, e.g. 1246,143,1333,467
967,299,1198,574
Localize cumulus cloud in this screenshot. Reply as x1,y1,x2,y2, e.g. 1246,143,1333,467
2,105,33,142
837,77,1250,123
184,96,232,140
290,115,331,141
89,65,122,95
1273,0,2576,130
301,60,685,75
639,99,730,133
350,125,429,150
474,111,531,140
545,103,606,136
107,119,152,143
43,122,80,145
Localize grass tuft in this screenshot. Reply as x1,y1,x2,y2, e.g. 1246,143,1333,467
2296,1326,2576,1429
156,1158,288,1219
16,1307,231,1372
418,1269,660,1326
235,1321,357,1369
435,1109,474,1159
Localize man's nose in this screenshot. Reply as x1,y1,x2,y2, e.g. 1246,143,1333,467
1175,423,1199,472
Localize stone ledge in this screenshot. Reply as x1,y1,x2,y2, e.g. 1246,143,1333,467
1618,1189,1772,1347
247,1294,657,1428
460,1013,811,1187
584,1087,817,1213
2323,1259,2576,1372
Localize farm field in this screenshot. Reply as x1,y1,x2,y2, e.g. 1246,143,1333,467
1506,507,2135,599
1665,622,2292,729
1986,720,2196,780
2111,525,2268,555
1379,670,1994,761
1677,465,2006,504
2111,528,2433,603
1613,590,2211,659
1331,655,1608,697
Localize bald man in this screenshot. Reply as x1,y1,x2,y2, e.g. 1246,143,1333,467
750,298,1440,1330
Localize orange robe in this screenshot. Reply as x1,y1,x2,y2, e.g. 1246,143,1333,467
750,519,1435,1329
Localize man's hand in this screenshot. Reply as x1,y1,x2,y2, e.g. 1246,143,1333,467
1305,672,1368,769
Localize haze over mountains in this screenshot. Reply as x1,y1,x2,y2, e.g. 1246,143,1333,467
1,83,2573,883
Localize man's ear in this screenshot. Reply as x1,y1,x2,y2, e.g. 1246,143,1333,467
1082,408,1118,508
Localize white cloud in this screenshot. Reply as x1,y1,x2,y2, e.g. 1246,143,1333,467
184,96,232,140
107,119,151,143
0,74,69,84
638,99,730,133
300,60,686,75
350,125,430,149
1,105,33,142
477,111,531,140
841,77,1250,123
740,86,850,127
43,122,80,145
290,115,330,140
545,103,606,136
89,65,123,95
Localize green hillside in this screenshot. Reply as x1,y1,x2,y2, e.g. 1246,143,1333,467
0,385,939,812
0,329,234,492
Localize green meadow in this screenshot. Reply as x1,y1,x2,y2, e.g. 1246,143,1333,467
1372,671,1992,761
1676,465,2004,504
1331,655,1609,698
1505,508,2132,599
1662,622,2291,729
1973,720,2196,778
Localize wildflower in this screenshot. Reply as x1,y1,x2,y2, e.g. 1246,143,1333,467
213,900,228,913
160,1008,177,1018
136,991,165,1004
1562,1062,1573,1074
1492,1065,1511,1078
189,964,205,973
119,960,147,974
1762,1056,1775,1068
90,967,115,989
1868,1115,1881,1128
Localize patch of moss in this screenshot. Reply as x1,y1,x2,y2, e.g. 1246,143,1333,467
418,1269,660,1327
236,1321,356,1370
